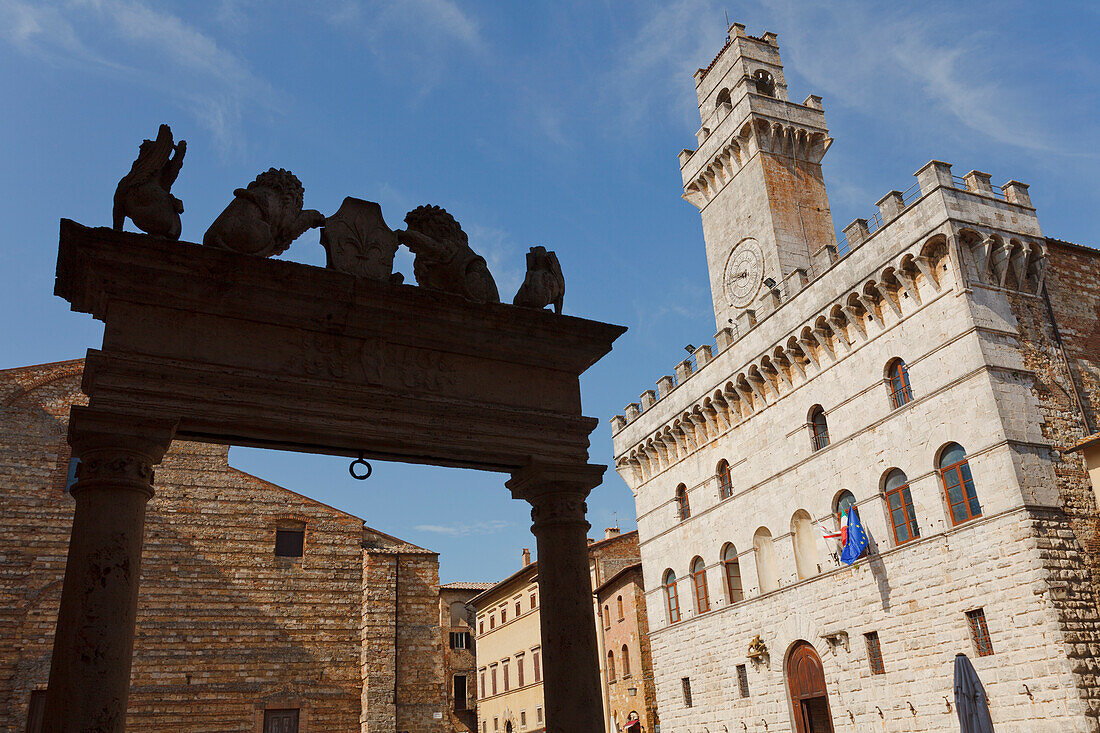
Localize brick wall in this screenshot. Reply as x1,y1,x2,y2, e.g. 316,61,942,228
597,567,658,733
0,361,444,731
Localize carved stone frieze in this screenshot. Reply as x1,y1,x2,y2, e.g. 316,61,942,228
286,332,456,393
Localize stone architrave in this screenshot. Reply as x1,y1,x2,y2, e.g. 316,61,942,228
49,220,625,732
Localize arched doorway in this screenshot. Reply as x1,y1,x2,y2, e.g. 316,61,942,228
787,641,834,733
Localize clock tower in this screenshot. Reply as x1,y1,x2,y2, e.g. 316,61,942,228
680,24,836,332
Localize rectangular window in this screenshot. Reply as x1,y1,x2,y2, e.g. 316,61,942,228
865,631,885,675
736,664,749,697
501,608,507,624
454,674,468,711
480,670,486,698
491,665,498,695
532,649,541,682
26,690,46,733
520,710,527,728
536,707,543,724
479,620,484,634
490,615,496,629
967,609,994,656
517,654,525,687
494,717,499,731
450,631,470,649
681,677,693,707
530,592,537,609
886,485,920,544
274,529,304,557
503,660,510,692
263,709,300,733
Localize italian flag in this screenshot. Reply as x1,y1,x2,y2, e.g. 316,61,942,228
821,520,847,546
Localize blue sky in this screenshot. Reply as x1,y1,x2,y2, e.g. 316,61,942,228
2,0,1098,583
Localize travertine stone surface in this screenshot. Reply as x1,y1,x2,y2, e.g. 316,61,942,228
0,361,445,732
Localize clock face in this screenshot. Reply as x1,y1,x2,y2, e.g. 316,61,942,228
723,239,764,308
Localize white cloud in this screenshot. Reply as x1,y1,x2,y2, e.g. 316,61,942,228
414,519,511,536
601,0,1085,156
321,0,486,94
0,0,278,151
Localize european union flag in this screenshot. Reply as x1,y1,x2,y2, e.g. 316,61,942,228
840,506,869,565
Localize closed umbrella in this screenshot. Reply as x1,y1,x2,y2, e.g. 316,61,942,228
954,653,995,733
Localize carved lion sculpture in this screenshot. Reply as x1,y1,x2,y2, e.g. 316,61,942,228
203,168,324,257
398,205,500,304
113,124,186,239
513,245,565,313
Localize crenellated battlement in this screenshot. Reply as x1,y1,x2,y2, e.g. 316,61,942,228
610,160,1042,444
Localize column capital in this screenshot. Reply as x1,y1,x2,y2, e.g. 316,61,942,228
67,407,177,498
507,462,605,532
506,461,606,500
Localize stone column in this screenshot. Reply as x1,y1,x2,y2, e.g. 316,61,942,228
43,407,175,733
508,462,606,733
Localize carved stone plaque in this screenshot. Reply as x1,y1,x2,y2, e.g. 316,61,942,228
320,197,401,282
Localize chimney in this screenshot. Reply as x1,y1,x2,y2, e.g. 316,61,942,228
604,527,621,540
521,548,531,567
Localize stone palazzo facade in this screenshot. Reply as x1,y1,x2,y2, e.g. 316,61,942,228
610,24,1100,733
0,360,445,732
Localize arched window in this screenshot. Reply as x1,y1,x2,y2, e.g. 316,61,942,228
883,469,920,544
717,459,733,500
722,543,743,603
616,595,624,621
716,87,732,109
676,484,690,521
809,405,829,451
607,650,616,681
834,490,856,522
663,570,680,624
752,69,776,97
939,443,981,524
602,604,611,629
791,509,818,580
621,644,631,676
887,359,914,408
753,528,779,593
691,556,710,613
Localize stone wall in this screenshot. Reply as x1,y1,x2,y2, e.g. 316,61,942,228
439,586,481,732
648,508,1093,733
0,360,444,732
1000,238,1100,719
596,566,659,733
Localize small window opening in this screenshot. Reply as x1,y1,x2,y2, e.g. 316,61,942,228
681,677,693,707
736,664,749,697
274,528,304,558
967,608,994,656
865,631,885,675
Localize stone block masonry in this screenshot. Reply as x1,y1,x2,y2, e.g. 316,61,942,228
0,360,444,732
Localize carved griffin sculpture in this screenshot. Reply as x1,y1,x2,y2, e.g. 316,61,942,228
203,168,324,257
113,124,186,239
513,245,565,313
397,205,499,304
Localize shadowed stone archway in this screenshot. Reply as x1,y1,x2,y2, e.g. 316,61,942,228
44,220,624,732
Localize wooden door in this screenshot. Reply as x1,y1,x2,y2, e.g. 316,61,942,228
787,642,834,733
263,708,299,733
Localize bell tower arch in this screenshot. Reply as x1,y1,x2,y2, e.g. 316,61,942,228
680,23,836,332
